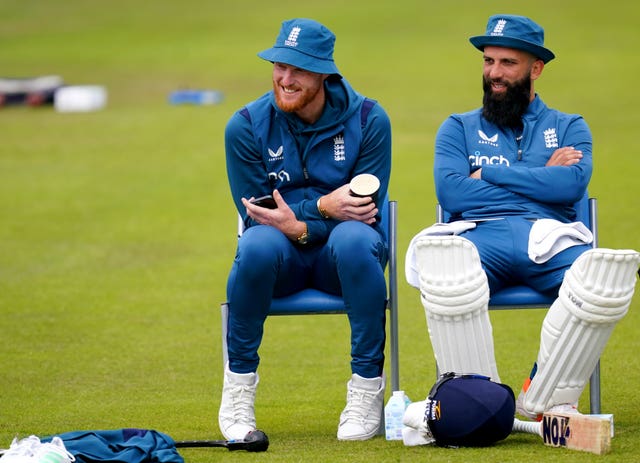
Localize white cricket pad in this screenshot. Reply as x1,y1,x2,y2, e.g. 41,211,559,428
414,235,500,381
520,248,640,415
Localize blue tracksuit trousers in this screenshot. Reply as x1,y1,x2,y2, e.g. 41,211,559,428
460,217,592,297
226,220,388,378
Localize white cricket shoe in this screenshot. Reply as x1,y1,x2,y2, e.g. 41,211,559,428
516,388,580,420
0,435,75,463
35,437,75,463
548,403,581,415
337,373,385,440
0,435,41,462
515,390,539,420
218,363,258,440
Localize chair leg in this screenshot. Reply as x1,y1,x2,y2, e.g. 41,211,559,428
388,200,400,393
589,360,601,414
221,302,229,367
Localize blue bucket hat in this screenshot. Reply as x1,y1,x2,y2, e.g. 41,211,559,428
469,14,555,63
258,18,340,75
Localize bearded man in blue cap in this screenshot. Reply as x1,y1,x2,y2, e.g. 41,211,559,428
220,18,392,441
404,14,639,445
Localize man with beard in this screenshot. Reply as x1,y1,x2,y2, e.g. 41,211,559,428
220,18,391,441
402,14,640,446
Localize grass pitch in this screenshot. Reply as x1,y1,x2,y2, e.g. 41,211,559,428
1,1,639,462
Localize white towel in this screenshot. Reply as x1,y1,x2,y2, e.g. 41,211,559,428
402,426,435,446
402,400,436,446
404,221,477,288
528,219,593,264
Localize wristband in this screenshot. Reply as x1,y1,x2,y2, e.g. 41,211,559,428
317,197,330,219
296,222,309,245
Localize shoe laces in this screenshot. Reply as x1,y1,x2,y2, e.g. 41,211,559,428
225,383,256,421
342,387,377,423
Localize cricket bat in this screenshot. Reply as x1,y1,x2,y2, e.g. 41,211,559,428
513,412,613,455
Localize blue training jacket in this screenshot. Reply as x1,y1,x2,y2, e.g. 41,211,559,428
225,77,392,244
434,95,592,222
43,429,183,463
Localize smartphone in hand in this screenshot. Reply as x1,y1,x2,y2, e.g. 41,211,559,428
250,194,277,209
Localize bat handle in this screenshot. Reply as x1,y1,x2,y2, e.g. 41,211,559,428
513,418,543,436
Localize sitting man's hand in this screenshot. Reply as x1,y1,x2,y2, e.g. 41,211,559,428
243,190,306,240
319,184,378,224
546,146,583,167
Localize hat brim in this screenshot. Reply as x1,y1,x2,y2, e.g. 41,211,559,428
258,47,340,75
469,36,555,63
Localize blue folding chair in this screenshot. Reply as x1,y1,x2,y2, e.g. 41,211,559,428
436,194,601,413
221,195,400,394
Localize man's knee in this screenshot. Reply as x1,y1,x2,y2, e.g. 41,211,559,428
236,225,290,274
328,221,386,262
239,225,288,254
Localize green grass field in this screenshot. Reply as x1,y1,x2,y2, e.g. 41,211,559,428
1,1,639,461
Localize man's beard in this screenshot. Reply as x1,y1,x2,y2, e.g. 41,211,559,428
273,81,322,113
482,75,531,128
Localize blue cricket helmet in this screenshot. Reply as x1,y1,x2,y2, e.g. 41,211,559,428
425,372,515,447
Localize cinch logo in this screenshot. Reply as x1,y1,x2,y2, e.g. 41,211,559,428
544,128,559,148
542,414,571,447
478,130,499,147
333,135,345,162
491,19,507,36
268,146,284,162
469,151,510,167
284,27,301,47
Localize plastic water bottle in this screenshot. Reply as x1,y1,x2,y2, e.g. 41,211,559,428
168,89,223,105
385,390,407,440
